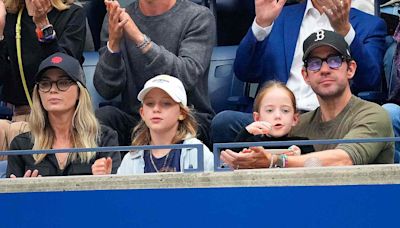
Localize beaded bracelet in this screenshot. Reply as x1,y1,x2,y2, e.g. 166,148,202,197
276,154,288,168
269,154,275,168
136,34,151,50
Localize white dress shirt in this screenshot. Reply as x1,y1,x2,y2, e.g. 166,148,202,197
251,0,355,111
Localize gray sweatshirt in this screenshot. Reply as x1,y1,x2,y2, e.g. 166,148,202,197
94,0,216,127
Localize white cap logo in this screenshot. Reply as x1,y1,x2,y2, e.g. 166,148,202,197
314,30,325,41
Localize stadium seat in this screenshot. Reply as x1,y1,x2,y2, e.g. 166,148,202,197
208,45,253,113
83,52,121,108
0,105,12,120
0,86,12,120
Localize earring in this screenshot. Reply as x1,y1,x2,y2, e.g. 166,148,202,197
178,115,184,121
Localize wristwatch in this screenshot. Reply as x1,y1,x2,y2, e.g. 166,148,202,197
36,24,56,42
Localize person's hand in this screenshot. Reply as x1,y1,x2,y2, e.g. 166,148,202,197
92,157,113,175
121,11,151,53
0,0,5,34
255,0,287,28
318,0,351,36
245,121,272,136
285,145,301,156
27,0,52,28
105,0,128,52
220,147,271,169
10,169,42,178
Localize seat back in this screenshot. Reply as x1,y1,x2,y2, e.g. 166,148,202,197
0,86,12,120
208,45,251,113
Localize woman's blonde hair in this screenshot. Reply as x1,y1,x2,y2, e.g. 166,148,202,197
30,82,99,164
131,104,198,146
5,0,74,13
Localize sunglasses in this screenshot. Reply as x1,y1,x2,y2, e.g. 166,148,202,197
37,79,75,93
304,55,347,72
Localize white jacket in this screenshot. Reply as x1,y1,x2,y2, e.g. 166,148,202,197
117,137,214,174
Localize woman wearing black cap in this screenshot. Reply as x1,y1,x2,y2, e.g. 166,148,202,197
6,53,121,177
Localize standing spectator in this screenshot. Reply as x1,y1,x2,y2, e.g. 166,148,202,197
221,30,394,169
7,53,120,178
0,0,86,152
94,0,216,147
212,0,387,143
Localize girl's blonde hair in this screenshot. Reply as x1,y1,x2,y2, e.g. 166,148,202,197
5,0,74,13
131,104,198,146
30,82,100,164
253,80,297,113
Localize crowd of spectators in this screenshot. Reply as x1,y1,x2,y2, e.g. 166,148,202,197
0,0,399,178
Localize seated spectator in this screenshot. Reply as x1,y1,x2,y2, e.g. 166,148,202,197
94,0,216,147
92,75,213,175
7,53,121,178
211,0,387,143
232,80,314,154
221,30,394,169
382,20,400,163
0,0,86,153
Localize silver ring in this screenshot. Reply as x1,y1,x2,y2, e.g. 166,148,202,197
340,0,344,7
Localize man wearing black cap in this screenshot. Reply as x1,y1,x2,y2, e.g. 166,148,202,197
220,30,394,169
212,0,387,144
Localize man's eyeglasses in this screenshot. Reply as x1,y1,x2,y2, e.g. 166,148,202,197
304,55,347,72
37,79,75,92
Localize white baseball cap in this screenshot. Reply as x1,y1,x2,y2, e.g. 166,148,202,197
137,75,187,106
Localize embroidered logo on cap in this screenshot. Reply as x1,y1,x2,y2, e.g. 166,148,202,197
51,56,63,64
314,30,325,41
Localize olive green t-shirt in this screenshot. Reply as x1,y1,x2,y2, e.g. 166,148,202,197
290,96,394,164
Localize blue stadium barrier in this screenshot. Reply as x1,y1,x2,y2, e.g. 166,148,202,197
213,137,400,171
0,143,205,173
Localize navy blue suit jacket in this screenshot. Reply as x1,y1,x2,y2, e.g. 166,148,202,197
234,2,387,93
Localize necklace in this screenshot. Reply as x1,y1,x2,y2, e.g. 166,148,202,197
56,153,69,170
149,150,170,172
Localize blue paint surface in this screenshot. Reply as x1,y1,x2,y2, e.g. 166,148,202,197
1,184,398,227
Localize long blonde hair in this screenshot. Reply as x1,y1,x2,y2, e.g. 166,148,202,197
5,0,74,13
30,82,99,164
131,104,198,146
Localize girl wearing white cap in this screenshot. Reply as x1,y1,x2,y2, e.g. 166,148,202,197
92,75,213,174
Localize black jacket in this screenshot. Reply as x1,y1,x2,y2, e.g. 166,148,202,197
0,4,86,105
6,125,121,177
232,128,315,154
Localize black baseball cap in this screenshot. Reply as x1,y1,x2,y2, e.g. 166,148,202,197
35,52,86,87
302,29,352,61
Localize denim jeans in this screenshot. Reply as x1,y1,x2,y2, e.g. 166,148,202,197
0,160,7,178
382,103,400,163
211,111,253,143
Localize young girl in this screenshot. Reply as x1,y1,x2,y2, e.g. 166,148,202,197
92,75,213,174
233,80,314,154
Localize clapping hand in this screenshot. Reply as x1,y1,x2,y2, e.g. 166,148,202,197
10,169,42,178
255,0,287,27
105,0,128,52
317,0,351,36
26,0,52,27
